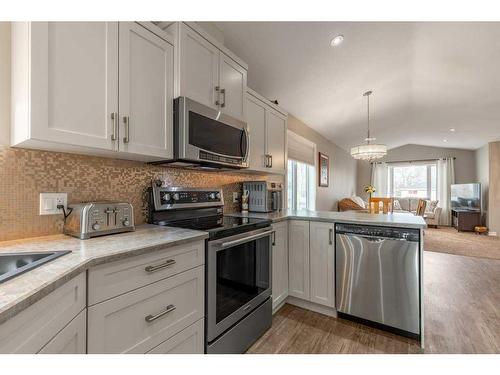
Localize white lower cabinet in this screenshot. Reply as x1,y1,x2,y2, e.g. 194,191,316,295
147,319,204,354
288,220,310,300
39,309,87,354
309,222,335,308
0,273,86,354
272,221,288,311
286,220,336,309
87,265,204,354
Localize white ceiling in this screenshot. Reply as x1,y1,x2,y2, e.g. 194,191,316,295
214,22,500,151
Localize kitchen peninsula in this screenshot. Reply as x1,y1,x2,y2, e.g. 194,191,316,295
230,209,426,345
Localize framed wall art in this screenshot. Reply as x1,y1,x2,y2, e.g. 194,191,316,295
318,152,329,187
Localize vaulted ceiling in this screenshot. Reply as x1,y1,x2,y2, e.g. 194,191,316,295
215,22,500,151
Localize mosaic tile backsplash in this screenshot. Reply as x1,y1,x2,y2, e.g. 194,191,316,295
0,146,281,242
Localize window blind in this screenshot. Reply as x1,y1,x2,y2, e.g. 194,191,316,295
287,130,316,166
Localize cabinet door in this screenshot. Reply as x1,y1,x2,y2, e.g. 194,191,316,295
266,109,287,174
272,221,289,310
88,266,204,354
38,309,86,354
309,222,335,307
179,23,219,109
118,22,174,159
147,319,204,354
30,22,118,150
288,220,310,300
245,94,267,170
219,52,247,120
0,273,86,354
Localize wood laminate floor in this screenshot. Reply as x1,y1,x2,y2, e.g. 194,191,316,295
248,251,500,354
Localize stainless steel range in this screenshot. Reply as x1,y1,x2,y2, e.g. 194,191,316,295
149,181,273,353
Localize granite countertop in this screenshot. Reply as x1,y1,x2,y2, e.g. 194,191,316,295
228,209,427,229
0,225,208,325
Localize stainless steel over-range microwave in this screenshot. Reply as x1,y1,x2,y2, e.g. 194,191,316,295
152,97,249,169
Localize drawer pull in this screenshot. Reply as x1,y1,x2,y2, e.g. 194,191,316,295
145,259,176,273
145,304,176,323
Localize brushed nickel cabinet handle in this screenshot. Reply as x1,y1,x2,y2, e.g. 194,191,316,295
215,86,220,106
145,259,176,273
111,112,118,141
329,228,333,245
123,116,130,144
220,88,226,108
145,304,176,323
269,154,273,168
265,154,271,168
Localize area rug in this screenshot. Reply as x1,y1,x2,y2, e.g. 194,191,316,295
424,227,500,260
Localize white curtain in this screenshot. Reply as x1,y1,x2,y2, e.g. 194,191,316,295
371,162,389,197
437,157,455,225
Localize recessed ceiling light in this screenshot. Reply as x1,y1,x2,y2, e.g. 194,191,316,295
330,35,344,47
443,139,448,142
449,128,456,132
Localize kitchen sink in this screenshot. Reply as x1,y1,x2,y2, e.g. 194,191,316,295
0,251,71,284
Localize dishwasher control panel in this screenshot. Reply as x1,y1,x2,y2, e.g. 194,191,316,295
335,223,420,242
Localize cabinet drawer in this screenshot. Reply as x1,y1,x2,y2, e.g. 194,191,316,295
88,240,204,305
0,273,86,353
88,265,204,354
147,319,204,354
38,309,87,354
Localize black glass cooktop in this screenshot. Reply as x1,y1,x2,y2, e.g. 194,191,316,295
155,215,271,240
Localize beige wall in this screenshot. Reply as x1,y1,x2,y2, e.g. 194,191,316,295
475,144,489,226
489,141,500,235
356,144,478,200
0,22,10,146
287,115,357,211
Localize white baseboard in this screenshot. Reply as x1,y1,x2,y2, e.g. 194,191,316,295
286,296,337,318
488,232,497,236
272,298,287,315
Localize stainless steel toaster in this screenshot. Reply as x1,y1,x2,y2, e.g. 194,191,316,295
63,202,135,239
243,181,283,213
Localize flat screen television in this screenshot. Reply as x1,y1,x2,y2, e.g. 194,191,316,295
450,183,481,211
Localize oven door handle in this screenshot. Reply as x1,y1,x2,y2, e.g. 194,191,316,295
220,230,274,248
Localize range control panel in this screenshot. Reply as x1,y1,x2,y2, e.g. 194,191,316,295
152,183,224,211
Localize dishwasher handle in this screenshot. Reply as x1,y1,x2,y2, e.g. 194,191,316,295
335,223,420,242
344,233,409,242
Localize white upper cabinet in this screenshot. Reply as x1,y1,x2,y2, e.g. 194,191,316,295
219,51,247,120
309,222,335,307
170,22,248,121
11,22,174,161
12,22,119,151
119,22,174,158
266,109,287,173
178,23,220,109
245,89,287,174
245,95,267,170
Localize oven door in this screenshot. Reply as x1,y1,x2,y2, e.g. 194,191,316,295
206,227,273,342
175,97,249,168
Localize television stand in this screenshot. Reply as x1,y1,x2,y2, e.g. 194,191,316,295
451,209,481,232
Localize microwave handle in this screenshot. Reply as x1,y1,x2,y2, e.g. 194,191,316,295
243,126,250,162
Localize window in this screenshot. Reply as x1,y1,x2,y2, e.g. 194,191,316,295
287,159,316,210
389,163,437,200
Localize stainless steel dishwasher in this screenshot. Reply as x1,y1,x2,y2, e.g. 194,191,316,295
335,223,421,338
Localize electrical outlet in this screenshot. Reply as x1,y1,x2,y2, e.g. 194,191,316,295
233,192,240,203
39,193,68,215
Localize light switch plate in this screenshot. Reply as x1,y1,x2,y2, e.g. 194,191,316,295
39,193,68,215
233,192,240,203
